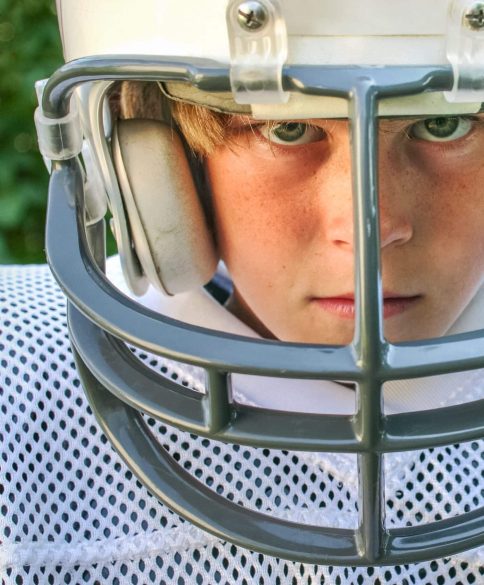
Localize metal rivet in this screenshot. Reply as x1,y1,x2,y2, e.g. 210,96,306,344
237,1,269,31
464,2,484,30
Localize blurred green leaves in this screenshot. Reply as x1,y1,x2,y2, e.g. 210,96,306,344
0,0,62,263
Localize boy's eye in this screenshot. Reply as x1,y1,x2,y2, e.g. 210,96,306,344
259,122,325,146
410,116,472,142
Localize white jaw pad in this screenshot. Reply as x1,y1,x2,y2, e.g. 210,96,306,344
113,119,217,295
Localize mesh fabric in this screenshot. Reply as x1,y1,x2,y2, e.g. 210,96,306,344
1,264,483,584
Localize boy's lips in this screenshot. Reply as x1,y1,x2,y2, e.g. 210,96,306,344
311,293,422,319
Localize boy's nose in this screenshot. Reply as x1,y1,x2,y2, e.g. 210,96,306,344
378,205,414,249
317,128,415,252
325,196,414,251
323,175,414,251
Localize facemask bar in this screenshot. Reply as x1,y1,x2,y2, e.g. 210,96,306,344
38,56,484,565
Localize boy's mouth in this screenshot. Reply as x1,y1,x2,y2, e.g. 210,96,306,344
311,293,422,319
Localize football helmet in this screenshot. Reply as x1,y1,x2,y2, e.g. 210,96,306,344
35,0,484,565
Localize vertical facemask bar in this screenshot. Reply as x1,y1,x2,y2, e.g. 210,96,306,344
349,80,386,562
203,370,232,433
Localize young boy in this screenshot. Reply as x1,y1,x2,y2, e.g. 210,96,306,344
1,0,483,582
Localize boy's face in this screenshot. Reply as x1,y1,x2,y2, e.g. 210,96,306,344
205,114,484,344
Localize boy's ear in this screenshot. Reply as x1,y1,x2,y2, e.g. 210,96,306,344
112,118,218,295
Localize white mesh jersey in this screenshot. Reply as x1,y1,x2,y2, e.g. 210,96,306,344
1,263,483,585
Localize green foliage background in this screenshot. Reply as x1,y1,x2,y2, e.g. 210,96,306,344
0,0,62,264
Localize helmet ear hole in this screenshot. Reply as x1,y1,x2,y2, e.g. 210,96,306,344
112,119,218,295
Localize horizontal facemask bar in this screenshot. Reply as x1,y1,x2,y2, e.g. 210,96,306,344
66,300,484,451
39,56,469,118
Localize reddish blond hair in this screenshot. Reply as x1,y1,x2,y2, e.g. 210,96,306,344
119,81,231,156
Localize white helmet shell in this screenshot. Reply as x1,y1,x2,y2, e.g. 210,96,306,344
57,0,450,65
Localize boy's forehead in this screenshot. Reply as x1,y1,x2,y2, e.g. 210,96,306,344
163,81,482,120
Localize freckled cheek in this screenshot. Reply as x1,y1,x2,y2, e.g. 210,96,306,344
411,175,484,274
426,179,484,230
213,187,314,271
208,156,316,254
390,148,484,221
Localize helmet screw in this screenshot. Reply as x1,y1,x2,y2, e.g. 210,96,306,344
236,1,268,31
464,2,484,30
